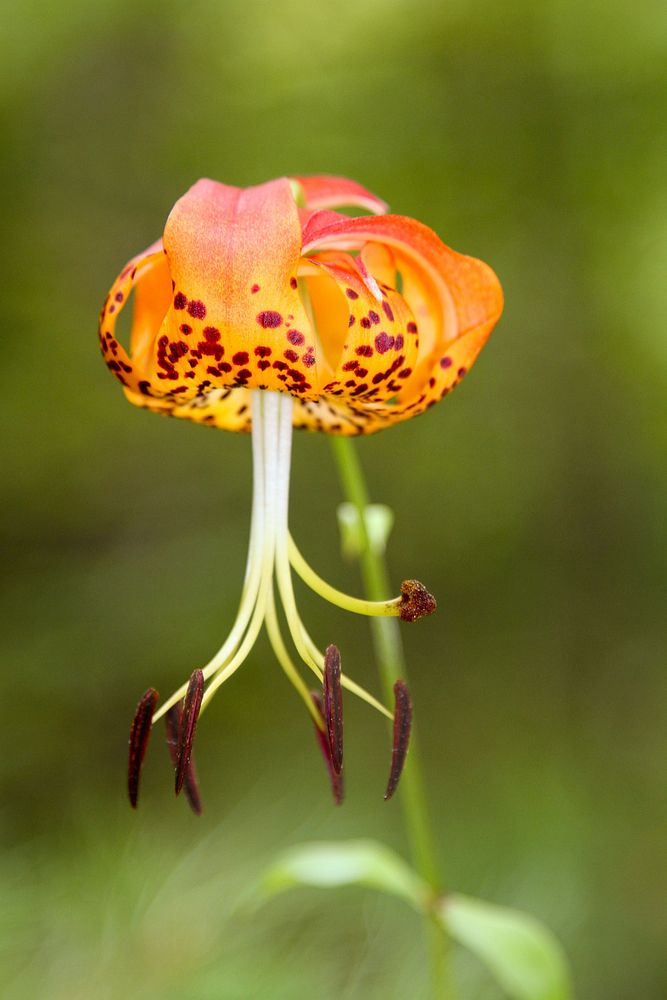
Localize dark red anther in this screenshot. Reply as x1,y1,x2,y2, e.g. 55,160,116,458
166,705,203,815
311,692,344,806
384,680,413,801
323,645,343,775
399,580,437,623
175,669,204,795
128,687,159,809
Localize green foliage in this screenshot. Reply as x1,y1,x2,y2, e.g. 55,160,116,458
439,895,571,1000
261,840,572,1000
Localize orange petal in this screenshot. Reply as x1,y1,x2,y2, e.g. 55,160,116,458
305,252,419,406
157,178,319,397
302,212,503,350
293,175,388,215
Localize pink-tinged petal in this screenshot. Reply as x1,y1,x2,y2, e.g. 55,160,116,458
293,175,388,215
302,212,503,349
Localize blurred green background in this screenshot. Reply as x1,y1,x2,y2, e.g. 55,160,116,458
2,0,666,997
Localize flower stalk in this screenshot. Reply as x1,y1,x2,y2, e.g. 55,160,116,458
330,435,454,1000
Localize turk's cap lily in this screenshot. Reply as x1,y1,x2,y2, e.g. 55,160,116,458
104,176,502,811
100,174,502,436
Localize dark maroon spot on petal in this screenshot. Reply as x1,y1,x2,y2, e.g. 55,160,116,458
356,367,368,377
165,706,203,815
188,300,206,319
203,326,220,342
310,692,344,806
128,687,159,809
394,335,404,350
348,315,356,327
382,300,394,321
251,284,260,293
384,680,412,801
257,310,282,328
375,332,394,354
272,360,288,371
233,351,249,365
115,291,124,303
458,366,467,377
407,322,418,334
176,670,204,795
257,359,271,370
287,329,305,346
303,353,315,368
360,317,371,329
284,349,298,362
342,360,358,372
346,288,359,300
323,645,343,775
219,362,232,373
368,310,380,325
109,304,116,313
237,368,252,379
398,367,412,379
180,324,192,335
254,345,272,357
356,345,373,358
174,292,187,310
138,380,151,395
440,356,452,369
290,277,298,289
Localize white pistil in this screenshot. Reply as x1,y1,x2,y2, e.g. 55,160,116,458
154,388,393,727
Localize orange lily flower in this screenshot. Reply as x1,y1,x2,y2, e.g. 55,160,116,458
101,176,503,812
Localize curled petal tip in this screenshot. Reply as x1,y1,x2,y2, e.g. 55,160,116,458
311,692,344,806
176,669,204,796
384,680,413,801
166,706,203,815
323,645,344,775
128,687,159,809
399,580,437,623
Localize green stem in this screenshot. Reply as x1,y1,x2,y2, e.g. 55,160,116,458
331,435,454,1000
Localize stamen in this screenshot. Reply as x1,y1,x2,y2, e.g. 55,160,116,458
165,706,203,815
311,692,344,805
323,644,344,774
128,687,159,809
288,535,403,617
265,584,323,727
152,390,271,725
176,669,204,795
301,626,394,720
399,580,437,622
384,680,413,801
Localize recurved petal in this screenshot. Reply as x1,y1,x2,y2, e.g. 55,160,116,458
293,175,388,215
302,212,503,350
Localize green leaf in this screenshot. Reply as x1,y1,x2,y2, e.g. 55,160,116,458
260,839,428,911
437,894,572,1000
